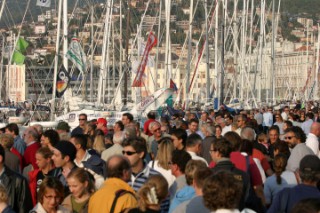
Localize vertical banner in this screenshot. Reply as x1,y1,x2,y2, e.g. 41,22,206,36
56,65,70,98
132,32,157,87
36,0,51,7
66,37,87,74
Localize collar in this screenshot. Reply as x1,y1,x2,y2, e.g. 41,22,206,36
27,141,37,147
74,151,91,167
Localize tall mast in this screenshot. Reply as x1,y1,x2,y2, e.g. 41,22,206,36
155,0,162,92
259,0,265,102
90,5,94,102
271,0,276,105
185,0,193,109
315,24,320,100
51,0,63,120
205,0,210,100
219,0,225,105
233,0,238,100
214,0,219,106
124,0,130,106
165,0,172,88
63,0,68,69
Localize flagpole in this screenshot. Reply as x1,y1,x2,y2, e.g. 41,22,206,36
51,0,63,120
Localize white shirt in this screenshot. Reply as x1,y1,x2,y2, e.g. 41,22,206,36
281,112,288,121
301,119,313,135
187,151,208,166
222,125,232,136
148,160,176,188
263,112,273,127
306,133,319,156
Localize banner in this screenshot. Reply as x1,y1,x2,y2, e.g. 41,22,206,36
12,51,25,65
66,37,87,74
36,0,51,7
132,32,157,87
56,65,70,98
12,38,29,65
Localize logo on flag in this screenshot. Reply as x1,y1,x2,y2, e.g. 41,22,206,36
36,0,51,7
132,32,157,87
66,37,87,74
56,65,70,98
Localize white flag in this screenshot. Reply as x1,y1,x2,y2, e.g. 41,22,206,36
66,37,87,74
36,0,51,7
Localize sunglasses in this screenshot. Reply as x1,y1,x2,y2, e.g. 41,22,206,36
122,150,137,156
79,118,86,121
284,136,295,140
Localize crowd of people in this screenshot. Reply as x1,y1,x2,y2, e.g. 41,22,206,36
0,103,319,213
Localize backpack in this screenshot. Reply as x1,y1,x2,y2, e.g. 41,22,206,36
110,189,135,213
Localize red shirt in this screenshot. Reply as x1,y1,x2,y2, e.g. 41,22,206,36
23,142,41,170
11,147,23,171
252,148,271,173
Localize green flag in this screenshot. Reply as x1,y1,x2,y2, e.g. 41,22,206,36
12,50,25,65
16,38,29,53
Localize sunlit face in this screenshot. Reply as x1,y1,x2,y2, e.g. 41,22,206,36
51,148,66,168
36,153,51,170
67,177,88,199
78,116,87,127
284,132,298,148
268,129,279,144
188,122,198,133
122,116,130,125
122,145,143,168
171,135,183,150
215,127,222,138
41,135,50,147
42,188,61,212
151,124,162,138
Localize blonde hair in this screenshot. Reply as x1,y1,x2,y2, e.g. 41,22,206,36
185,160,208,185
257,133,267,143
0,184,8,203
137,175,168,211
93,135,106,154
155,137,174,170
0,134,14,149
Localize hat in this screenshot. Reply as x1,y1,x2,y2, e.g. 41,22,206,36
97,118,107,126
54,141,76,161
57,121,70,131
300,155,320,172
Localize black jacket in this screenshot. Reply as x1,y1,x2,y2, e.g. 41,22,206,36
1,166,33,213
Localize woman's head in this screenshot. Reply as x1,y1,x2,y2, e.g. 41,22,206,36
93,135,106,154
67,168,95,199
156,137,174,170
36,147,53,170
273,154,288,185
137,175,168,211
38,177,64,210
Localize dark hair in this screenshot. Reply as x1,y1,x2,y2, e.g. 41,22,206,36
240,139,253,156
203,171,243,211
106,155,131,178
284,120,293,128
147,111,156,119
186,133,202,148
194,167,213,189
36,147,53,159
71,134,88,150
115,121,125,131
273,141,290,158
79,113,87,120
122,137,147,159
123,113,134,122
211,138,233,158
188,118,199,125
38,177,64,204
5,123,19,136
171,150,191,173
291,198,320,213
42,129,60,147
224,131,242,151
306,112,314,120
273,154,288,185
285,126,307,143
269,125,280,135
0,144,5,161
171,128,187,149
185,160,207,185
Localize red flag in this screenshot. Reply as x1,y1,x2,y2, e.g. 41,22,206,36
170,79,178,91
132,32,157,87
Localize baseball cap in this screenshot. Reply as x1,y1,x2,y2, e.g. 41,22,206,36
97,118,107,126
56,121,70,131
54,141,76,161
300,155,320,173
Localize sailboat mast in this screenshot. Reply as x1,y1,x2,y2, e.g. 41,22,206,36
124,0,130,106
165,0,172,88
204,0,210,100
271,0,276,105
51,0,63,120
315,24,320,100
63,0,68,69
220,0,225,105
185,0,193,109
154,0,162,92
90,5,94,102
214,0,219,106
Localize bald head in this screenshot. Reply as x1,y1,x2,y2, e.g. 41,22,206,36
310,122,320,137
106,155,131,181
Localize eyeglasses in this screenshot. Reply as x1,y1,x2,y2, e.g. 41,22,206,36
79,118,86,121
122,150,138,156
44,195,60,201
284,136,296,140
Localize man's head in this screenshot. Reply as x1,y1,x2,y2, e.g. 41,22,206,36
170,128,187,150
70,134,88,151
283,106,290,115
193,167,213,193
147,111,156,120
0,134,14,150
0,144,5,164
224,115,233,126
149,121,161,138
5,123,19,137
114,121,124,132
268,126,280,144
284,126,306,149
51,141,76,168
236,114,247,129
56,121,70,133
186,133,202,154
305,112,314,121
41,129,60,148
23,127,39,144
240,127,255,141
78,113,87,127
185,160,207,186
283,120,293,132
200,111,209,122
106,155,131,182
122,113,134,126
188,119,199,133
122,137,147,168
299,155,320,184
224,131,242,151
210,138,233,162
310,122,320,137
170,150,191,177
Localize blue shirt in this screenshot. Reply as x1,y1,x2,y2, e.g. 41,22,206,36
14,135,26,155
